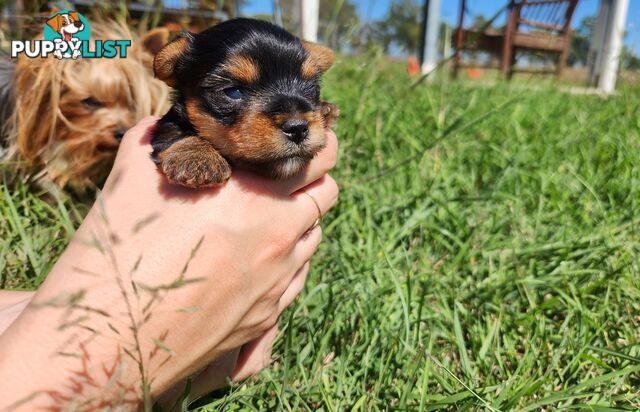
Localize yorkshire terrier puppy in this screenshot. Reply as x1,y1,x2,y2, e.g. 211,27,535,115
151,18,339,188
1,23,171,189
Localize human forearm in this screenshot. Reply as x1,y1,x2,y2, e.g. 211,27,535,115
0,218,172,410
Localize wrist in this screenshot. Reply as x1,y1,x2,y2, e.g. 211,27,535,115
0,271,149,410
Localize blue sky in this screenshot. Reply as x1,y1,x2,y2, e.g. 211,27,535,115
242,0,640,54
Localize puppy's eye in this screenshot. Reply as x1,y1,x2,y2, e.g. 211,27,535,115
224,87,244,100
82,97,103,110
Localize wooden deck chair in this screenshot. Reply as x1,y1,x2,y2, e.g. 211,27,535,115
453,0,579,79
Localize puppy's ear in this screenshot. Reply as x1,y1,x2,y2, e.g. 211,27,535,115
140,27,171,56
302,40,334,73
154,34,191,88
129,27,171,74
68,11,80,22
46,14,63,33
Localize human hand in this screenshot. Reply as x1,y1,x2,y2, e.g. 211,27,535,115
159,259,307,409
0,117,339,410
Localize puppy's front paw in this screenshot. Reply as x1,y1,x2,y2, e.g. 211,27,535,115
321,102,340,129
158,136,231,188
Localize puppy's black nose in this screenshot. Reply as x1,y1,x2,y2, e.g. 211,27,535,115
114,129,127,142
74,21,83,28
281,119,309,144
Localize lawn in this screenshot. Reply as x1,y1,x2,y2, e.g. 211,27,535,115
2,57,640,410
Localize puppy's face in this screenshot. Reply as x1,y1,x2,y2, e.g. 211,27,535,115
154,19,334,178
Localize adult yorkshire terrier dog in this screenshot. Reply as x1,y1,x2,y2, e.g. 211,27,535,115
1,22,171,189
152,18,339,188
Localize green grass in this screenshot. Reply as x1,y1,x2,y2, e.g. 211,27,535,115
2,58,640,410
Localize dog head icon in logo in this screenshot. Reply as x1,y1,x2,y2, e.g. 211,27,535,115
44,10,91,59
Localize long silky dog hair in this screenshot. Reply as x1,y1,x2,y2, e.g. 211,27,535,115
1,22,171,190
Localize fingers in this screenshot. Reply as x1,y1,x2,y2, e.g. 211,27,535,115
119,116,159,149
294,221,323,266
172,263,311,398
277,129,338,195
278,261,310,313
106,117,159,192
112,116,159,171
233,261,310,382
158,346,239,408
175,348,239,403
231,325,279,382
291,174,339,237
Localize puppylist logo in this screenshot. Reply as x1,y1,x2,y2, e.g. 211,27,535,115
11,10,131,59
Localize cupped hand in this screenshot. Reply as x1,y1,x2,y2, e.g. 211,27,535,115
0,117,339,410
